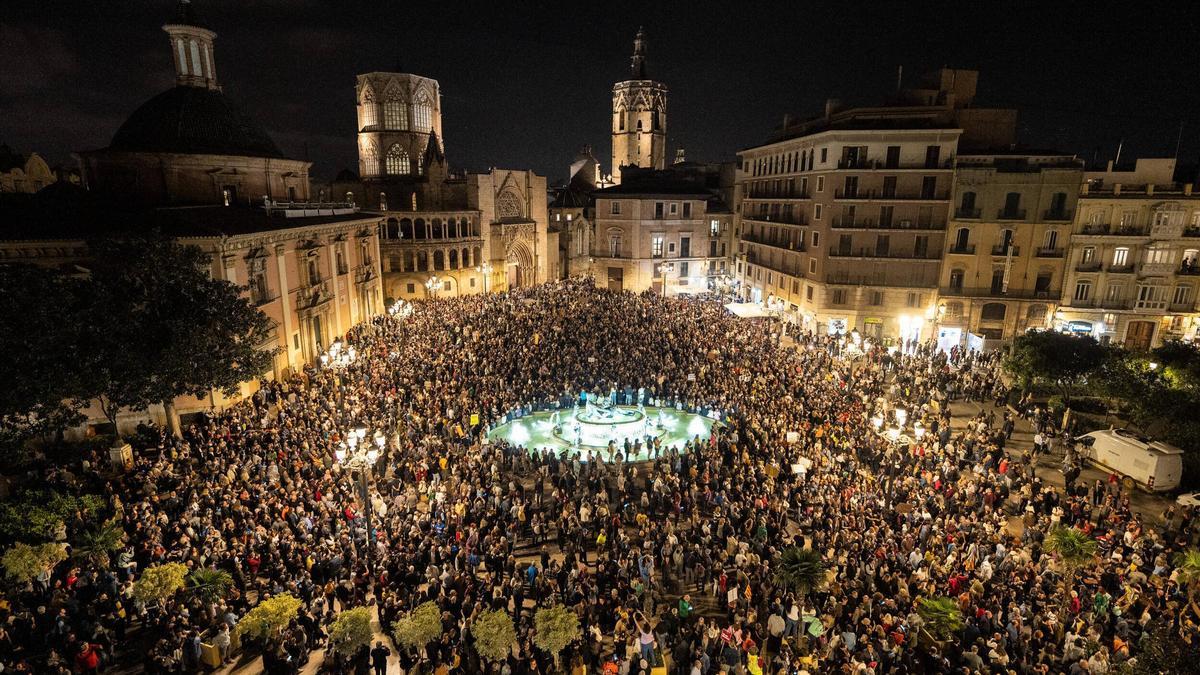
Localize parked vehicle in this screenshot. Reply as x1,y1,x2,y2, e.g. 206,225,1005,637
1073,428,1183,492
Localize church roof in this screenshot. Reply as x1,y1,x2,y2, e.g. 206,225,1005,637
108,86,284,159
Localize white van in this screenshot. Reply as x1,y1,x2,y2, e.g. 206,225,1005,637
1074,429,1183,492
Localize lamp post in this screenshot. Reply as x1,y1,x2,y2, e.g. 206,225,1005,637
425,275,441,299
475,263,492,293
655,262,673,298
335,427,385,578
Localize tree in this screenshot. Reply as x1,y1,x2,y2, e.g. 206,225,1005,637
916,596,964,646
0,264,96,461
773,545,828,609
472,609,517,664
1174,548,1200,622
532,605,581,670
328,606,374,656
1004,331,1108,405
235,593,303,642
1045,526,1098,629
133,562,189,604
69,518,126,569
391,601,444,658
187,567,234,604
1118,619,1200,674
85,235,277,437
1,542,67,583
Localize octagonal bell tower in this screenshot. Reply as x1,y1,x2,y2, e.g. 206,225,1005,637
611,27,667,185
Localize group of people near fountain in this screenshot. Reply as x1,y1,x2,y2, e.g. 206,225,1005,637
2,278,1198,674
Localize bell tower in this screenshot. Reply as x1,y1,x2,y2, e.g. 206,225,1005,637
611,27,667,185
163,0,219,90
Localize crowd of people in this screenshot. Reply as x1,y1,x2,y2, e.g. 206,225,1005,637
2,278,1198,674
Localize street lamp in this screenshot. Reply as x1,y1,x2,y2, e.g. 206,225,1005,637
475,263,492,293
425,275,441,299
335,429,382,578
656,262,674,298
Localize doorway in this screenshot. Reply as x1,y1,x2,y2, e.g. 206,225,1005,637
1125,321,1155,350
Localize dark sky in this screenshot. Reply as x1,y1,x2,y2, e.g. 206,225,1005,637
3,0,1199,183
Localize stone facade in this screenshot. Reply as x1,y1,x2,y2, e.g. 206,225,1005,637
611,28,667,185
1058,159,1200,348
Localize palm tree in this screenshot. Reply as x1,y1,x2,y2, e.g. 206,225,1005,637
916,596,963,650
187,568,234,604
1045,526,1098,629
70,519,126,569
774,545,828,613
1174,549,1200,621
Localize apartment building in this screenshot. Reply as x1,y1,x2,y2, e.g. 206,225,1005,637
937,153,1084,343
1058,159,1200,348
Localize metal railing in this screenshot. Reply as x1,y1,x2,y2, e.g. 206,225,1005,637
947,244,976,254
1035,247,1064,258
997,209,1027,220
955,208,982,219
991,245,1020,256
1043,209,1074,221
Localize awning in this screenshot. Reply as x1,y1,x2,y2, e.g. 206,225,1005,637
724,302,774,319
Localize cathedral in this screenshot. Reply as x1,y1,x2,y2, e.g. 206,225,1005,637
315,72,554,302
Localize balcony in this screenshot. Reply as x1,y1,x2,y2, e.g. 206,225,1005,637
997,209,1027,221
1108,264,1135,274
1180,264,1200,276
1140,262,1176,276
829,248,940,261
833,188,950,201
947,244,976,255
743,214,809,226
831,217,942,231
955,207,982,219
1077,223,1149,237
991,245,1020,256
742,233,806,253
1075,261,1102,272
745,189,810,199
834,158,954,170
1035,247,1064,258
939,286,1054,300
1170,301,1198,312
1043,209,1074,221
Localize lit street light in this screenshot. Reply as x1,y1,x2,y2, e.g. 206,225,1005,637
335,426,385,577
475,263,493,293
425,275,441,299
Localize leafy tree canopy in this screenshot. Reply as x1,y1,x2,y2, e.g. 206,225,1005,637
392,601,444,652
328,606,374,656
235,593,303,641
473,609,517,663
1004,331,1108,402
133,562,189,604
532,605,581,665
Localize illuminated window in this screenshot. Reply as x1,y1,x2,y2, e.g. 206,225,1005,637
360,92,377,129
413,91,433,131
651,235,664,258
383,98,408,130
1113,247,1129,266
386,144,410,175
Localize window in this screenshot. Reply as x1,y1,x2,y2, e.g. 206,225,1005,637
1136,284,1165,309
619,114,625,131
1113,247,1129,266
1174,285,1193,306
360,93,377,129
379,192,388,211
811,231,820,247
1081,246,1095,264
669,203,678,215
980,303,1007,321
991,268,1006,294
682,202,692,218
924,145,940,168
710,219,720,236
907,292,923,308
875,234,890,256
814,204,823,221
953,227,970,251
335,246,347,275
914,235,929,257
655,202,665,219
609,234,622,257
413,92,433,131
948,269,964,290
831,288,847,304
247,257,269,304
921,176,937,199
1044,230,1059,250
1049,191,1067,216
808,258,817,274
383,98,408,130
222,187,233,206
959,191,976,212
651,235,664,258
816,176,825,193
869,290,883,305
611,201,621,215
406,283,415,294
1144,245,1174,265
885,146,900,169
820,148,828,163
386,144,410,175
806,285,813,301
1003,192,1021,217
680,236,691,257
679,261,689,277
1035,271,1051,293
1105,283,1124,302
1074,280,1092,302
1120,211,1137,228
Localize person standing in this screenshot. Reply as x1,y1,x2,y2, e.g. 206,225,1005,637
371,641,391,675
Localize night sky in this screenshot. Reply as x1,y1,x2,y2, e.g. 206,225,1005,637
3,0,1199,183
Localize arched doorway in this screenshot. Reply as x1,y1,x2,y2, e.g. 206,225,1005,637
506,239,534,289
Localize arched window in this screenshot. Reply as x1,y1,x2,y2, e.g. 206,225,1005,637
385,217,397,238
399,218,413,239
433,250,444,270
386,144,410,175
404,251,415,272
448,249,458,269
462,247,470,267
413,91,433,131
360,91,377,130
383,98,408,130
473,246,482,267
981,302,1007,321
953,227,970,251
959,191,976,215
413,218,426,240
417,251,428,272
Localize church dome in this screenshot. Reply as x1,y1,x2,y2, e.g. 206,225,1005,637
109,86,283,159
